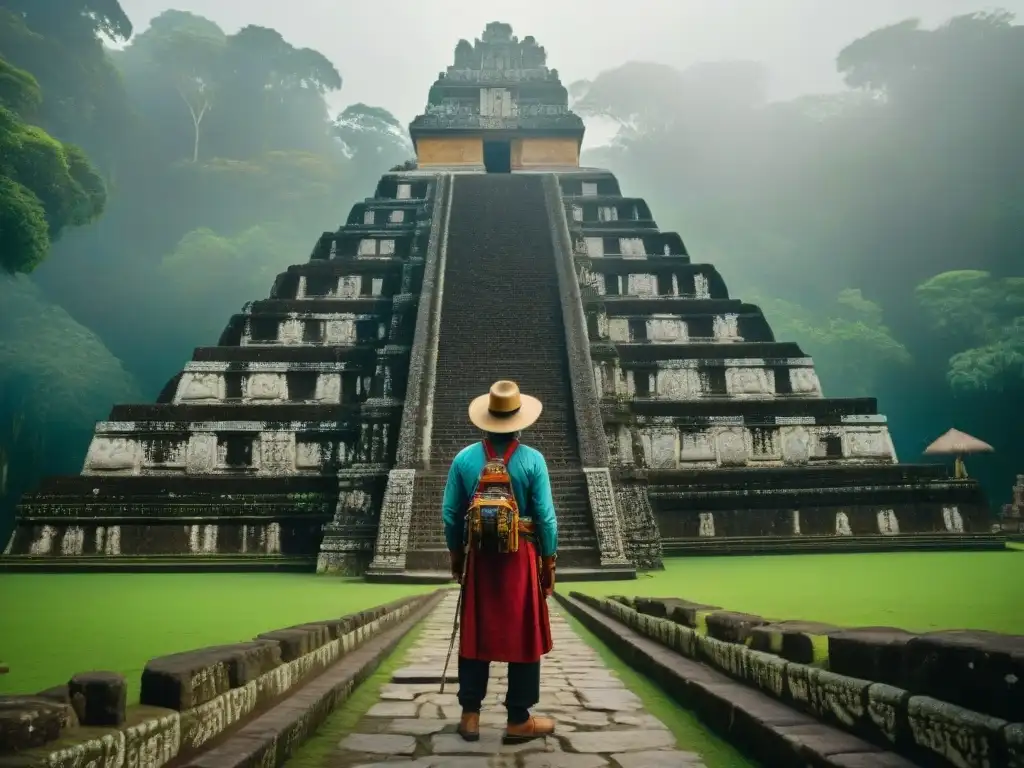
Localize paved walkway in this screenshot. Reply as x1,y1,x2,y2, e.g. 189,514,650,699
334,591,705,767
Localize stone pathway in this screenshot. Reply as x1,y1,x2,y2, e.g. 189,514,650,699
334,591,705,767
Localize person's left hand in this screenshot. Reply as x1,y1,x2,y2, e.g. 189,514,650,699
540,556,556,596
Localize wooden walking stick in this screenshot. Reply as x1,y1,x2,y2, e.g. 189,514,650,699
440,548,469,694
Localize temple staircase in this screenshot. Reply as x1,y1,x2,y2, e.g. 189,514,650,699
402,175,606,575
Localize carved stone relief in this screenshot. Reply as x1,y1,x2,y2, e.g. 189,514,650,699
643,429,678,469
245,373,286,401
279,319,303,345
325,318,357,344
845,429,892,458
316,374,342,403
943,506,964,533
627,274,657,296
694,273,711,299
396,184,412,199
185,433,218,474
619,238,645,258
678,431,716,462
655,369,701,400
258,432,295,474
358,239,376,256
608,318,630,342
792,510,802,535
836,511,852,536
84,438,139,473
698,513,715,537
789,368,822,395
584,237,604,257
296,441,324,469
716,427,747,466
177,373,223,402
781,426,812,465
581,182,598,196
877,509,900,535
712,314,740,340
338,276,361,298
379,240,396,256
726,367,773,396
646,317,687,343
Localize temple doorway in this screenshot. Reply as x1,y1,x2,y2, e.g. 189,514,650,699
483,140,512,173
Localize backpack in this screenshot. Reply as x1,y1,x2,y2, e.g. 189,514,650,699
465,439,521,554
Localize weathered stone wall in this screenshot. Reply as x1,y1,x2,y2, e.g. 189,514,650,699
575,592,1024,768
0,592,441,765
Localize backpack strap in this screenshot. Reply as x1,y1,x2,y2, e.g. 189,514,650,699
482,439,520,464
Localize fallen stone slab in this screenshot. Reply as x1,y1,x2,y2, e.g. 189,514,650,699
254,625,330,662
633,597,720,628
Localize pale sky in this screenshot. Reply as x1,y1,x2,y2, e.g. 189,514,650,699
118,0,1020,143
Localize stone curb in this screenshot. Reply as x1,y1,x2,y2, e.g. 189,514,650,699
0,592,442,767
555,592,918,768
178,589,447,768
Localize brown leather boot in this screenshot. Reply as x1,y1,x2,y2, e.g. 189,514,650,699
457,712,480,742
502,715,556,744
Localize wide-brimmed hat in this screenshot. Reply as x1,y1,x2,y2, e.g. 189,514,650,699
468,380,543,434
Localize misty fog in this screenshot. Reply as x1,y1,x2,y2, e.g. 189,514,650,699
2,0,1022,542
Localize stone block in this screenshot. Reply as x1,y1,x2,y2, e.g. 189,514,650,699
1005,722,1024,768
743,649,788,699
140,640,282,710
748,620,840,664
696,633,748,679
828,627,916,689
705,611,768,644
866,682,911,748
907,695,1007,768
804,667,871,733
68,671,127,726
255,625,330,662
904,629,1024,722
292,617,354,642
0,696,75,753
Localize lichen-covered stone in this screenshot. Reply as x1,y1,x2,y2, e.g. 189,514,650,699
140,641,282,710
1005,721,1024,768
907,695,1007,768
905,629,1024,722
786,662,812,709
828,627,916,688
254,625,329,661
633,597,720,629
743,648,787,699
0,696,74,753
748,620,839,664
805,667,870,731
68,672,127,726
705,611,768,644
867,682,910,747
696,633,747,679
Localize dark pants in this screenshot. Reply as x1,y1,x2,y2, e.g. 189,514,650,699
457,656,540,725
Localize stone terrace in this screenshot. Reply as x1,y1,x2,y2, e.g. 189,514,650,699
332,591,705,767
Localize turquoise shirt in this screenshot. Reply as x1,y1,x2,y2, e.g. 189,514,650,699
441,442,558,558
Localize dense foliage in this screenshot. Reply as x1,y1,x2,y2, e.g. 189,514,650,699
0,5,1020,542
575,11,1024,499
0,2,411,539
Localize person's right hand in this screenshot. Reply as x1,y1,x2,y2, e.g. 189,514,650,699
540,556,556,596
449,549,464,583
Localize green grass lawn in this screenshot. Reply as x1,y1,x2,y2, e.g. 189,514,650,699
0,573,432,700
573,549,1024,633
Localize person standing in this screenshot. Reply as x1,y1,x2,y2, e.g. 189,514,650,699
442,380,558,744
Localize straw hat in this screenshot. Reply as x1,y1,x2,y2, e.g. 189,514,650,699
468,380,543,434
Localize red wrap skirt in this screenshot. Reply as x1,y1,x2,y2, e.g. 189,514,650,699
458,538,553,663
